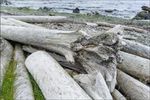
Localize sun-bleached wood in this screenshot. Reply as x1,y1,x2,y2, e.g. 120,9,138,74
25,51,91,100
1,25,84,62
0,38,13,89
2,16,68,23
118,51,150,82
13,45,34,100
1,18,77,33
1,18,46,29
96,22,147,33
117,69,150,100
74,72,113,100
73,25,123,93
112,89,127,100
122,39,150,59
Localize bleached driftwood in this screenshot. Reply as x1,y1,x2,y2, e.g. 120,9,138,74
118,51,150,82
4,18,77,34
112,89,127,100
122,39,150,59
22,45,86,73
25,51,91,99
0,38,13,88
13,45,34,100
117,69,150,100
22,45,66,62
72,25,123,92
1,25,85,62
1,18,19,26
74,72,113,100
1,18,46,29
97,22,147,33
2,16,68,23
1,18,77,34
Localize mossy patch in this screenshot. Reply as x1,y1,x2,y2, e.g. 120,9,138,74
28,72,45,100
0,60,17,100
0,59,45,100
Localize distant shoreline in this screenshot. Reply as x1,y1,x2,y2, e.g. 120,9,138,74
3,0,149,19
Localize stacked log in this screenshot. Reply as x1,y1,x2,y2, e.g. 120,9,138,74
112,89,127,100
13,45,34,100
0,17,149,100
25,51,91,99
117,69,150,100
74,72,113,100
118,51,150,82
0,38,13,89
122,39,150,59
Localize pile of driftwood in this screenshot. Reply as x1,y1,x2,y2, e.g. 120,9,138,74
0,16,150,100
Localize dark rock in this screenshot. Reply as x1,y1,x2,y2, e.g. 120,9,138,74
105,10,114,13
134,11,150,20
141,6,150,12
73,7,80,13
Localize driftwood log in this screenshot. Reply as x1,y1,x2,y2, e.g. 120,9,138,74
118,51,150,82
117,69,150,100
2,16,68,23
74,72,113,100
0,38,13,89
1,18,77,33
1,25,83,62
71,25,123,92
112,89,127,100
96,22,148,33
122,39,150,59
14,45,34,100
25,51,91,99
1,18,46,29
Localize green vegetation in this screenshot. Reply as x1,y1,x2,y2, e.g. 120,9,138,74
0,59,45,100
0,6,127,23
0,60,16,100
28,72,45,100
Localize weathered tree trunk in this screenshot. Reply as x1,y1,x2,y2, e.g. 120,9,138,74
118,51,150,82
25,51,91,99
97,22,147,33
13,45,34,100
117,69,150,100
1,25,84,62
3,18,77,34
122,39,150,59
2,16,68,23
1,18,77,33
112,89,127,100
1,18,18,26
72,25,123,92
1,18,46,29
74,72,113,100
0,38,13,89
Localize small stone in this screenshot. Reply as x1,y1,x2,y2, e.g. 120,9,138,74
73,7,80,13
